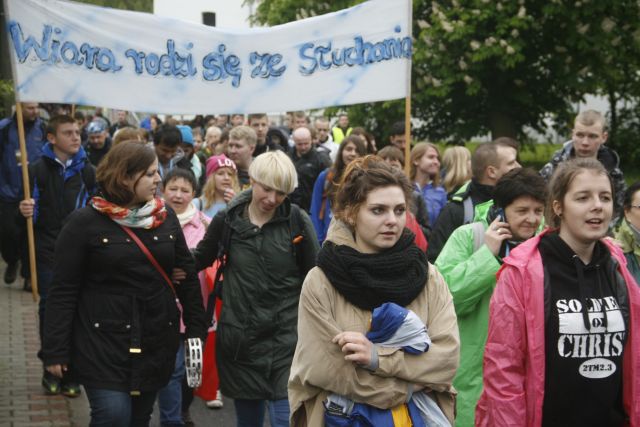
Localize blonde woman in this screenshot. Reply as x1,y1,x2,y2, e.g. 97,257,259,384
194,151,319,426
193,154,241,218
441,146,471,196
410,142,447,225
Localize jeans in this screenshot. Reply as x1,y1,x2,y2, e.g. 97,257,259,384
84,387,157,427
157,340,185,426
234,398,290,427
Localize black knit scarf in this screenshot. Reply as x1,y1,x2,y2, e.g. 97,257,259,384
317,230,429,311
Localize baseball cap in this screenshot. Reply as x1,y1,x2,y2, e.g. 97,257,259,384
177,125,194,145
87,120,107,134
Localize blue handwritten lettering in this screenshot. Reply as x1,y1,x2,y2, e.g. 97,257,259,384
124,40,196,78
60,41,81,65
9,22,50,62
250,52,286,79
298,29,412,76
125,49,145,74
9,22,122,72
202,44,241,88
298,42,317,76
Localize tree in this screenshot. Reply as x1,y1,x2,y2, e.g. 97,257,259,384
77,0,152,12
250,0,640,143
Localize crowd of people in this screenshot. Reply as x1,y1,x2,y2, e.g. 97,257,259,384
1,102,639,426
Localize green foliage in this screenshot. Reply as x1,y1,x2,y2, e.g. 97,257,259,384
0,79,15,118
251,0,640,143
75,0,152,12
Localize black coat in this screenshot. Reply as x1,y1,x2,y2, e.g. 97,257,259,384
427,179,494,263
289,148,331,212
42,206,207,393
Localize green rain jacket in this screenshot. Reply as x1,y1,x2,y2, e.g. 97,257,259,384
434,219,499,427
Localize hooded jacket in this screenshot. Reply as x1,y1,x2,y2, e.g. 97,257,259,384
614,220,640,284
434,221,501,427
0,115,46,202
193,189,319,400
539,141,626,216
288,220,459,426
475,231,640,427
427,179,494,263
28,143,95,266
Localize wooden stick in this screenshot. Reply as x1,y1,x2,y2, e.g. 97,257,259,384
15,103,38,301
403,0,413,178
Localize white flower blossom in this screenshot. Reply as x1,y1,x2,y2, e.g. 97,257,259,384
459,59,468,70
485,37,497,46
577,23,590,34
470,40,481,50
463,75,473,84
432,78,442,87
506,45,515,55
417,19,430,29
442,20,454,32
601,18,615,33
511,29,520,38
517,6,526,18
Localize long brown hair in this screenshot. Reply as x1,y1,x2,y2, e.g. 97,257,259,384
96,142,157,206
409,142,441,186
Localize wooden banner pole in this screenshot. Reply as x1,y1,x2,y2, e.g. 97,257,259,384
15,103,39,302
403,0,413,178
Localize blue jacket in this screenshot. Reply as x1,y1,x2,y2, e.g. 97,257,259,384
415,182,447,226
310,168,333,244
29,143,95,265
0,115,46,202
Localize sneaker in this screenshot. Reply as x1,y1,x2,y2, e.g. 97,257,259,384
205,390,223,409
42,371,61,395
61,381,81,398
4,261,18,284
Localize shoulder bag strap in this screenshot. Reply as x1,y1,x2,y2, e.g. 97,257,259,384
119,225,176,296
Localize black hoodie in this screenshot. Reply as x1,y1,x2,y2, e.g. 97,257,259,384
538,232,627,426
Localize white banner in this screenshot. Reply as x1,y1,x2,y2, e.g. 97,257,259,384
5,0,412,114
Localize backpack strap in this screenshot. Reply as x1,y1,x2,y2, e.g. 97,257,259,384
204,212,231,325
462,196,474,225
289,204,306,271
470,221,485,253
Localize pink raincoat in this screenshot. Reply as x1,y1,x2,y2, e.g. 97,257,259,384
476,231,640,426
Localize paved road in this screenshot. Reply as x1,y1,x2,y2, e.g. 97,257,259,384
0,260,259,426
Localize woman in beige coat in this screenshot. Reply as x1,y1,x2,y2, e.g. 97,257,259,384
288,156,459,426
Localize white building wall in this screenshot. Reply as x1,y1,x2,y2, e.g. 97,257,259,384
153,1,255,29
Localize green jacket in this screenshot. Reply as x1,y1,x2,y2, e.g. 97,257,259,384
434,222,500,427
614,219,640,284
194,189,319,399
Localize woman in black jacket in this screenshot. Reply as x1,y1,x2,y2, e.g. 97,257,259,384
42,142,207,426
